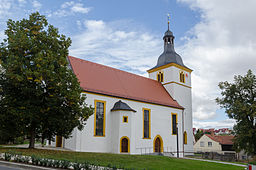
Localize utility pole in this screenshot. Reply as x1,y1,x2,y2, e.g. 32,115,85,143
176,123,179,158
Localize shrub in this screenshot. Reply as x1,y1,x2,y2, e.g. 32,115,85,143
73,162,82,170
14,137,25,144
60,160,71,169
13,154,22,162
4,152,12,161
81,161,90,170
31,155,40,165
53,159,61,168
39,158,48,166
23,156,30,164
249,161,256,165
46,159,54,167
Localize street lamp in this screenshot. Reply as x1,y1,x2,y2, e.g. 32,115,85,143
176,122,179,158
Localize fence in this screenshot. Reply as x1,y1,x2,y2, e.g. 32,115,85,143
136,147,247,162
136,146,176,155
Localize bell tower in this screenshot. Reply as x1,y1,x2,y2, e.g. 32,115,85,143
147,15,193,154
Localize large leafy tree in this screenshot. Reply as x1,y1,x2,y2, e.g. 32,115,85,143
216,70,256,156
0,12,93,148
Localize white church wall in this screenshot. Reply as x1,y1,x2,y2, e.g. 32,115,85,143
132,103,183,155
163,66,193,154
118,111,133,153
111,111,120,153
149,65,194,154
64,128,78,151
64,92,184,156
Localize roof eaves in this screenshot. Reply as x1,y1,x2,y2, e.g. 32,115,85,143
83,89,184,110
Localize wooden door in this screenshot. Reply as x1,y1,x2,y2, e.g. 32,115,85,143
121,138,128,152
154,137,161,152
56,136,62,147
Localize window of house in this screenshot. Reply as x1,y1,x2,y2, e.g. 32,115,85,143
94,100,106,136
123,116,128,123
179,71,185,83
172,113,177,135
208,142,212,147
157,71,164,82
200,141,204,147
143,108,151,139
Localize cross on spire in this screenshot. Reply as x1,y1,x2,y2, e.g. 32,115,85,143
167,13,170,30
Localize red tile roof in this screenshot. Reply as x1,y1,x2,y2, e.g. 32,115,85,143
68,56,183,109
206,134,234,145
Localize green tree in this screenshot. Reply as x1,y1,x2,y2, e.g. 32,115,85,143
0,12,93,148
216,70,256,156
194,129,204,142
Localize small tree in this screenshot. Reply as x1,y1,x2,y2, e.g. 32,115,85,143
194,129,204,142
0,12,93,148
216,70,256,156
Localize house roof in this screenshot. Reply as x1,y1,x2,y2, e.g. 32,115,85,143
68,56,183,109
111,100,136,112
206,134,234,145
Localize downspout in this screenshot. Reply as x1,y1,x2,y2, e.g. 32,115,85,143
182,109,185,157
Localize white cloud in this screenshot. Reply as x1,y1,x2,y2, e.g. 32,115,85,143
71,3,90,13
70,19,161,76
176,0,256,123
52,1,91,17
18,0,26,3
32,0,41,10
0,0,12,18
193,119,236,129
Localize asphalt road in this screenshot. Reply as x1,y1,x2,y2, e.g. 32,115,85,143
0,164,23,170
0,161,56,170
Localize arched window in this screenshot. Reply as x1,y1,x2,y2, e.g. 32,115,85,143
179,71,185,83
157,71,164,82
120,136,130,153
184,131,187,145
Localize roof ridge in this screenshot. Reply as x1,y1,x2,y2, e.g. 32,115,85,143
68,56,159,83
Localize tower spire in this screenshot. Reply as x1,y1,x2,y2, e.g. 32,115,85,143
167,13,170,30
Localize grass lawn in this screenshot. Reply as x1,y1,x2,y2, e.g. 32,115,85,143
0,148,245,170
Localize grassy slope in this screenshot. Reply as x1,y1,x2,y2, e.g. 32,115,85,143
0,148,244,170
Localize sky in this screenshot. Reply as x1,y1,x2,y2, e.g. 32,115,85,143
0,0,255,129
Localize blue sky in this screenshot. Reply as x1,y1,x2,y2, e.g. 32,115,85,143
1,0,256,129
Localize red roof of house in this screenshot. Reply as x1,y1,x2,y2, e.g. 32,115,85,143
68,56,183,109
206,134,234,145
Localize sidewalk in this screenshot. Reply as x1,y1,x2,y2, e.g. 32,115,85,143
3,144,70,151
183,157,247,167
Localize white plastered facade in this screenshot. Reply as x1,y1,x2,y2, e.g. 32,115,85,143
55,92,184,156
148,64,193,154
51,64,193,156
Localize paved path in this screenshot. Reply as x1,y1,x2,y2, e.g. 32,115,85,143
183,157,247,167
3,144,69,151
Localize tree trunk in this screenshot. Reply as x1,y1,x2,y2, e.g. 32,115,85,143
29,130,35,148
41,135,45,147
48,137,51,145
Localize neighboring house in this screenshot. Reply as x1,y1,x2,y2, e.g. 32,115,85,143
50,25,193,156
194,134,235,154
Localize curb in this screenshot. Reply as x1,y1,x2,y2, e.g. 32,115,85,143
0,160,57,170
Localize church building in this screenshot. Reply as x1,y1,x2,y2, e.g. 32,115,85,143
53,24,193,156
